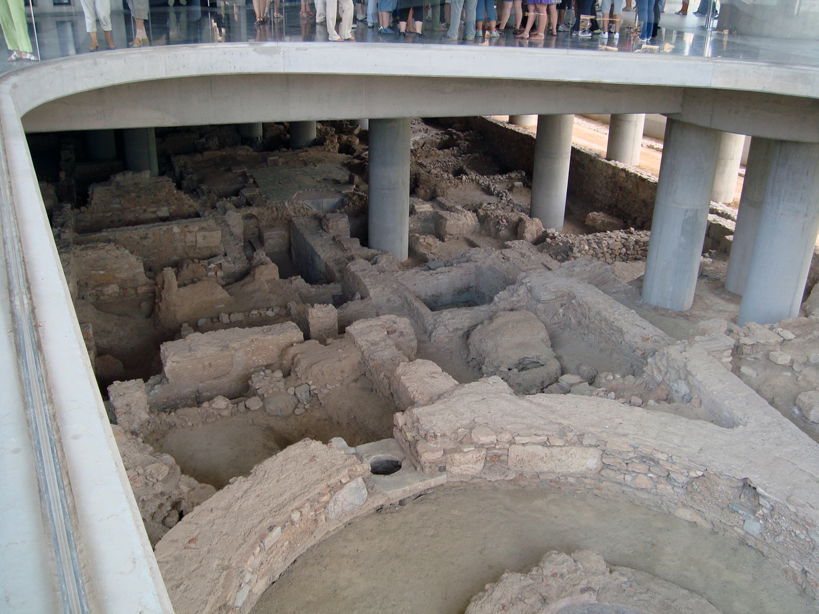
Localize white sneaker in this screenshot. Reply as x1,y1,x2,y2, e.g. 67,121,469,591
612,32,619,41
578,28,592,37
557,23,570,31
599,31,608,40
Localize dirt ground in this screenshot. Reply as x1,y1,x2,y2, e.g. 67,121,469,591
250,484,813,614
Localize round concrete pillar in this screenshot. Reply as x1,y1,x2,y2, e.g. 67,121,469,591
122,128,158,176
290,121,317,148
642,119,721,311
84,129,117,161
239,122,263,143
358,119,369,131
368,118,410,260
738,140,819,325
530,114,574,231
509,115,538,129
724,137,771,295
606,114,645,166
711,132,745,203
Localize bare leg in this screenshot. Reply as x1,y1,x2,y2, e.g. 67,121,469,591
518,6,535,36
104,29,115,47
499,0,512,28
513,0,523,27
547,3,556,33
530,4,546,37
89,30,99,50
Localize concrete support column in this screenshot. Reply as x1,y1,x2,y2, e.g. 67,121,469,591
290,121,317,148
358,119,369,131
724,137,770,295
642,118,721,311
606,114,645,166
122,128,158,176
509,114,538,129
84,129,117,161
711,132,745,203
239,122,263,143
530,114,574,230
738,140,819,325
368,118,410,260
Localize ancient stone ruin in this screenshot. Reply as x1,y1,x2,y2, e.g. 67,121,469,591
33,117,818,614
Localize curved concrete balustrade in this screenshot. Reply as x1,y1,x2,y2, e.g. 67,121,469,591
7,44,819,142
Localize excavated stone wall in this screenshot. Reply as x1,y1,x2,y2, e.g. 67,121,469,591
394,376,819,601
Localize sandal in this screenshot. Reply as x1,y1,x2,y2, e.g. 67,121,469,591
129,36,149,47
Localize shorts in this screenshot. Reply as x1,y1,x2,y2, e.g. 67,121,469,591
600,0,623,14
378,0,397,11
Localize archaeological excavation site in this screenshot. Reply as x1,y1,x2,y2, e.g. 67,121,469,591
32,115,819,614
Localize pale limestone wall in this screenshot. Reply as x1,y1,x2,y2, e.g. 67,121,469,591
154,439,443,614
147,322,304,409
74,218,224,272
394,377,819,599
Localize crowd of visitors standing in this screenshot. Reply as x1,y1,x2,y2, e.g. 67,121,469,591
1,0,699,62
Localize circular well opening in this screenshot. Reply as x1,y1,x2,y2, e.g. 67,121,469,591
369,458,402,476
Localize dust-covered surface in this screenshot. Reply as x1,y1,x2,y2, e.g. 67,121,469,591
251,485,813,614
30,117,819,613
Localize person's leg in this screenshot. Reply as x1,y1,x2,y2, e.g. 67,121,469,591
338,0,354,36
398,5,410,30
79,0,99,49
577,0,593,33
414,2,424,32
599,0,609,35
446,0,464,36
675,0,687,13
530,4,546,36
610,0,621,37
636,0,651,38
475,0,484,36
546,2,556,32
498,0,512,28
518,0,535,35
326,0,340,38
462,0,477,36
651,0,660,36
367,0,377,23
486,0,497,33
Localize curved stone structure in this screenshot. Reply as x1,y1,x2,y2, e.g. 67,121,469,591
465,550,720,614
394,376,819,601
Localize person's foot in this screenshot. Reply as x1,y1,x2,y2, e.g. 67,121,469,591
611,31,619,41
530,32,544,39
9,50,37,61
578,28,591,37
557,23,570,31
489,30,499,38
399,30,407,36
599,31,608,40
674,9,687,14
378,26,395,33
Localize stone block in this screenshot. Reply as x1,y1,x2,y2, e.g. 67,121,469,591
321,213,351,237
326,477,368,520
109,379,151,433
434,209,479,241
160,322,303,390
392,359,459,410
307,304,338,343
446,448,486,476
507,445,602,474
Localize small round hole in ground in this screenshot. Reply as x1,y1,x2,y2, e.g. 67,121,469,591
370,458,402,475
